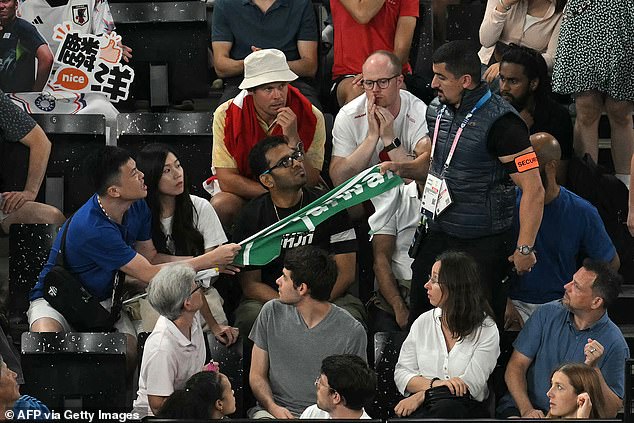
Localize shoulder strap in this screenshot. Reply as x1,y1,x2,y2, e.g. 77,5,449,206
55,213,74,268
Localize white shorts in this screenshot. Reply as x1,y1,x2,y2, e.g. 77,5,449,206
27,297,137,337
248,406,276,419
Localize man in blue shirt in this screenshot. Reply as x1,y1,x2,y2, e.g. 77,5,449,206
27,146,241,369
499,259,629,418
505,132,619,329
0,353,49,420
211,0,320,107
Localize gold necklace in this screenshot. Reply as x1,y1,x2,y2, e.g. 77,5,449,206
97,195,111,220
273,191,303,221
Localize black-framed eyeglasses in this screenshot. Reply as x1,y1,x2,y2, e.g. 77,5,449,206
190,281,204,296
260,143,305,176
362,75,400,90
314,376,336,394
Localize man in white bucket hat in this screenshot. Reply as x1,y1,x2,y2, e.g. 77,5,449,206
210,48,325,227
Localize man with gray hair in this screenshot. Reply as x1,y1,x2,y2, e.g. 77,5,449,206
132,264,207,418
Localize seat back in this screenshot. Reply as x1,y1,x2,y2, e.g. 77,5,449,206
206,333,244,418
370,331,407,420
8,224,59,331
445,2,486,43
110,1,210,108
626,358,634,422
21,332,127,412
1,115,106,214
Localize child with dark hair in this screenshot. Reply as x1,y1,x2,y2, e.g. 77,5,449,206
158,370,236,419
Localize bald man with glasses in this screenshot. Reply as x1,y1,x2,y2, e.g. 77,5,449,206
330,50,429,187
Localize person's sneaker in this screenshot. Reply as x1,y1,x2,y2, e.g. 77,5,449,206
173,99,195,111
212,78,223,90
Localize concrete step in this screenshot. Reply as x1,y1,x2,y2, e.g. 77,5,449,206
618,324,634,353
612,285,634,326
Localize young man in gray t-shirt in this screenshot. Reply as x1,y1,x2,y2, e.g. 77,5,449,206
248,245,367,418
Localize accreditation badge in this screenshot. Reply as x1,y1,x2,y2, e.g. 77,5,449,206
435,179,453,215
421,173,443,216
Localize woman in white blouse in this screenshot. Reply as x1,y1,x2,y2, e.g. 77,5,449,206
393,251,500,418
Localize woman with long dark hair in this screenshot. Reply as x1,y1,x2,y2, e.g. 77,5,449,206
393,251,500,418
546,362,608,419
137,143,238,345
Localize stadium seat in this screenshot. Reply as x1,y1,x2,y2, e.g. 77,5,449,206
8,224,60,340
21,332,128,412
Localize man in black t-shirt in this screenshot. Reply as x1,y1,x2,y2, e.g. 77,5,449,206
382,41,544,326
0,0,53,92
232,135,366,338
499,45,573,184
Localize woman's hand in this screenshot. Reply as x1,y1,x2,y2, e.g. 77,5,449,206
213,324,239,346
438,377,469,397
576,392,592,418
218,264,241,275
207,243,241,265
394,391,425,417
483,62,500,83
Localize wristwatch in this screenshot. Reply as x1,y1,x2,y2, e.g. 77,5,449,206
517,245,535,255
383,137,401,152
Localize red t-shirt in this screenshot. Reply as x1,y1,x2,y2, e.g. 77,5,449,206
331,0,419,79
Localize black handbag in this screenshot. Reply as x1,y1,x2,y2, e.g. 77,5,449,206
43,215,119,332
423,385,472,406
409,385,479,418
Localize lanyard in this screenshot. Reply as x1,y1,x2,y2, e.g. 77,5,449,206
430,90,492,173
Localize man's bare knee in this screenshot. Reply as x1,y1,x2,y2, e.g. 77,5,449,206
4,202,65,226
605,98,634,126
575,93,603,126
30,317,64,333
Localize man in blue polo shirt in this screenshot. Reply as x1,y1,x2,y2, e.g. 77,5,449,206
505,133,619,329
27,146,240,369
499,259,629,418
211,0,320,108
